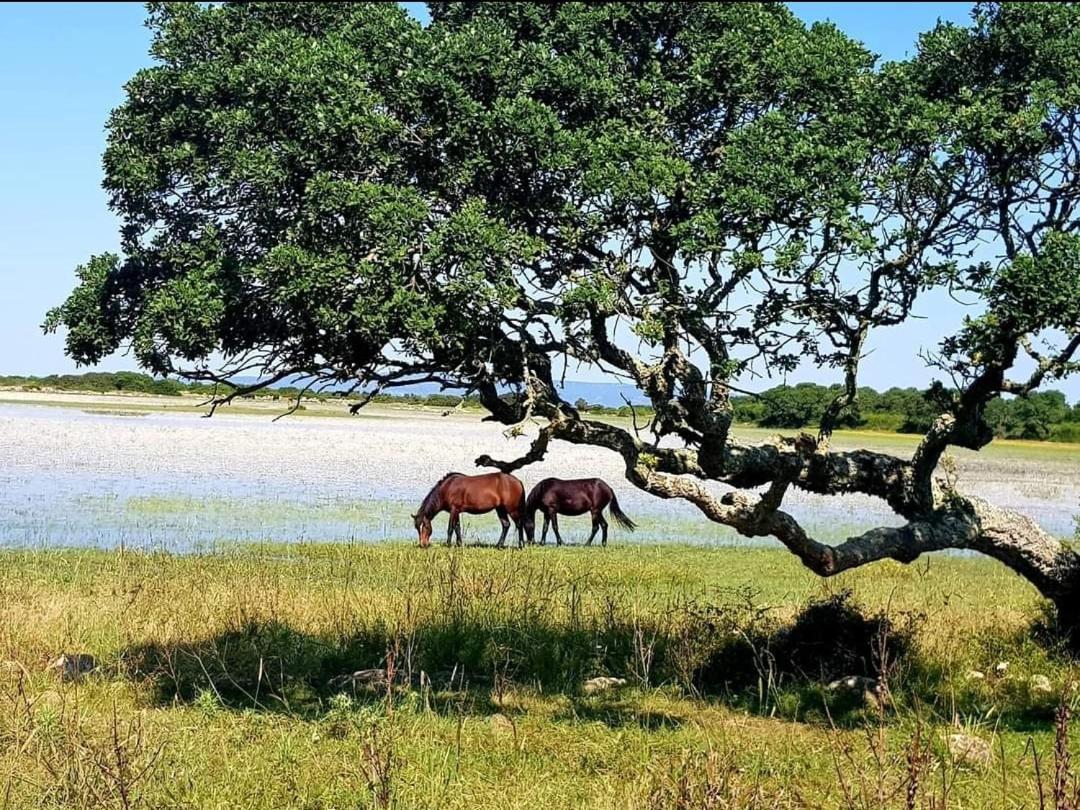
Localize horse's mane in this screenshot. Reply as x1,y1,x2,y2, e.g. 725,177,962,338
418,471,462,517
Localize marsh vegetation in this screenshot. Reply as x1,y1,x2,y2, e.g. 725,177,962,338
3,543,1080,808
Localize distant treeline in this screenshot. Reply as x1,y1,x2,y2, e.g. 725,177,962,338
573,384,1080,443
3,372,1078,443
0,372,478,407
0,372,333,403
0,372,202,397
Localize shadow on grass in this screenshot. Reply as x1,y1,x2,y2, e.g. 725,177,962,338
115,590,1063,730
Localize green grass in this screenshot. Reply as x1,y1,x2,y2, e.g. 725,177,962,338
3,542,1080,808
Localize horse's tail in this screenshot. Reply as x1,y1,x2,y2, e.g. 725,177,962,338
524,479,548,515
607,492,636,531
515,476,528,514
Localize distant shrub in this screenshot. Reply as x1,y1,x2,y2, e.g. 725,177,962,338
149,379,183,396
667,588,920,697
859,412,904,432
1049,423,1080,444
771,590,918,682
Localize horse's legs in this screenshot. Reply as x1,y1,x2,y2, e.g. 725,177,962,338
455,514,464,547
540,514,550,546
446,509,457,547
586,512,601,546
496,507,510,549
599,513,609,547
512,512,525,549
550,512,563,546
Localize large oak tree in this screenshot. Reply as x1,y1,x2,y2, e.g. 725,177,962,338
48,3,1080,627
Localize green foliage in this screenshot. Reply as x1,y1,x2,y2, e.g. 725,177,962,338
910,5,1080,398
727,383,1076,440
41,2,1080,465
45,3,537,379
1051,422,1080,444
758,383,856,430
984,391,1070,441
43,2,881,386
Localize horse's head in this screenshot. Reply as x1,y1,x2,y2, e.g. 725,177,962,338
413,512,432,548
522,513,536,544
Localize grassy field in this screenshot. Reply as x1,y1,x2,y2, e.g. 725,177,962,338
3,542,1080,808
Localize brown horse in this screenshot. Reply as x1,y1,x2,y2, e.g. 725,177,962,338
413,472,527,548
524,478,636,546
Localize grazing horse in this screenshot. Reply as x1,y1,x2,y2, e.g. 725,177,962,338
413,472,527,548
524,478,636,546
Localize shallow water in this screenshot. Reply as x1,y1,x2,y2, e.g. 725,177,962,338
0,402,1074,551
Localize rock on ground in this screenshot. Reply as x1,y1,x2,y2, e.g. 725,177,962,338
946,733,993,769
583,676,627,694
49,653,96,681
826,675,891,711
1030,674,1053,694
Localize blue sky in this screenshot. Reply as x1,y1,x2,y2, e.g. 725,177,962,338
4,2,1071,398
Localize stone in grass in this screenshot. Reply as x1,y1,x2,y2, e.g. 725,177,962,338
946,733,993,770
49,653,96,681
1030,674,1053,694
826,675,891,712
489,712,516,734
966,670,986,681
583,676,628,695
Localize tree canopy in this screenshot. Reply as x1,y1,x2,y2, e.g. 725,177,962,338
47,3,1080,626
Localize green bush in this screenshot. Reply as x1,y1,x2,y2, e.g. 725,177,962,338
858,412,905,432
1049,423,1080,443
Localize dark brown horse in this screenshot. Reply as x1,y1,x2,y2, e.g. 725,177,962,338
413,472,527,548
524,478,636,546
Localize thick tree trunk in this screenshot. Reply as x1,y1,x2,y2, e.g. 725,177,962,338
962,497,1080,605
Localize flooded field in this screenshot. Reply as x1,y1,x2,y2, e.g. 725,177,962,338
0,396,1076,550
